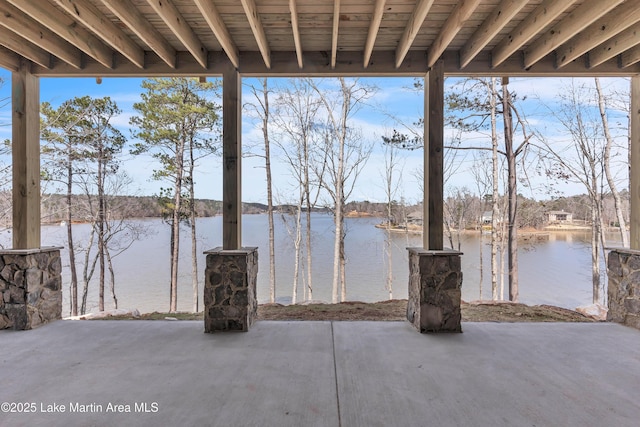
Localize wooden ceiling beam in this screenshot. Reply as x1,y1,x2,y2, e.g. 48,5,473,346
99,0,176,68
331,0,340,68
396,0,435,68
459,0,527,69
492,0,575,68
0,27,51,69
289,0,303,68
146,0,207,68
0,46,19,72
556,1,640,68
0,1,82,69
241,0,271,69
54,0,144,68
589,22,640,69
428,0,481,68
8,0,114,69
622,45,640,68
524,0,624,69
194,0,239,68
363,0,386,68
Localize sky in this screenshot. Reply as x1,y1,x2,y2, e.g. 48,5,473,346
0,69,631,205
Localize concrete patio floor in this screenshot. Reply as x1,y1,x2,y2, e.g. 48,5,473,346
1,320,639,427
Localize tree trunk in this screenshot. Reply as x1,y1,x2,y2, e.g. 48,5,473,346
66,158,79,316
170,140,185,313
595,77,629,247
189,139,199,313
97,147,106,312
591,197,601,304
491,78,499,301
292,202,302,304
340,233,347,302
106,247,118,309
502,77,519,302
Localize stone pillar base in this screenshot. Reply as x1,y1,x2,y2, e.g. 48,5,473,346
607,248,640,329
407,248,463,333
0,247,63,330
203,247,258,332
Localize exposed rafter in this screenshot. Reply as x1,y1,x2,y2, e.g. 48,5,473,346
459,0,527,69
557,2,640,68
492,0,575,68
331,0,341,68
146,0,207,68
0,26,51,69
622,45,640,68
8,0,114,69
289,0,303,68
194,0,239,68
524,0,624,69
364,0,386,68
99,0,176,68
0,1,82,69
428,0,481,68
396,0,435,68
0,46,19,72
54,0,144,68
241,0,271,69
589,22,640,69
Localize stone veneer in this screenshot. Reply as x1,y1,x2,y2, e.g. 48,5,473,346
407,248,463,333
607,248,640,329
0,247,62,330
203,247,258,332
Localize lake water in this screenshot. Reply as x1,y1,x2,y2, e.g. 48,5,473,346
19,214,619,314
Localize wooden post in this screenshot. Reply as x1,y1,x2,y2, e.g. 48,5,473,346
222,61,242,250
12,59,40,249
423,60,444,250
631,75,640,250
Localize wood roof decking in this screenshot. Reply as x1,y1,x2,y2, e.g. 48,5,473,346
0,0,639,77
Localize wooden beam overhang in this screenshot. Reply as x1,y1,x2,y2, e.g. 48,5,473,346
459,0,527,69
222,60,242,250
363,0,386,68
555,1,640,69
427,0,481,68
289,0,303,68
491,0,575,68
9,0,114,69
29,50,640,78
396,0,435,68
241,0,271,69
99,0,176,69
194,0,240,69
589,22,640,69
54,0,145,68
331,0,340,69
0,46,19,72
424,60,444,250
12,59,40,249
146,0,208,69
622,45,640,69
0,1,82,69
631,75,640,250
524,0,624,69
0,26,52,69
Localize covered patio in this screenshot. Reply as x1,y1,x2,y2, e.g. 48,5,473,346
2,320,640,426
1,1,640,330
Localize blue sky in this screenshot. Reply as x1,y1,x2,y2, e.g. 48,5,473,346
0,69,631,204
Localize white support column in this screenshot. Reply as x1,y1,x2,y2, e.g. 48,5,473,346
631,75,640,250
222,60,242,250
12,59,40,250
423,60,444,250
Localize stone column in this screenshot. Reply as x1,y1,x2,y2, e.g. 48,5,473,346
0,247,62,330
607,248,640,329
407,248,463,333
203,247,258,332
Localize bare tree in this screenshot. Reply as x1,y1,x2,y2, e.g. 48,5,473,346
311,78,375,303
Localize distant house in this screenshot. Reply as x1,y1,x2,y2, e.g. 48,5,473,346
481,211,492,225
544,210,573,223
406,211,423,225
